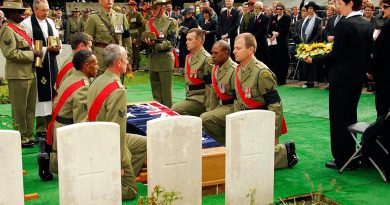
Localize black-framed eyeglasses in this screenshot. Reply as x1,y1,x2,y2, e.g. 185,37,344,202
383,4,390,9
276,8,283,10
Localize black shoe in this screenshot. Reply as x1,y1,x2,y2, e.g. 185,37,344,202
39,171,53,181
284,141,298,168
22,142,34,148
325,159,357,171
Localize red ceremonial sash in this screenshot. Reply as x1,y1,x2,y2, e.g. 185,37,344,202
6,23,33,46
55,62,74,90
148,18,159,38
235,65,288,134
186,54,204,85
149,18,179,67
47,80,86,145
212,65,233,101
88,81,120,121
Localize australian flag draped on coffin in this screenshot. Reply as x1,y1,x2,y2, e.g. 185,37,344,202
126,102,222,149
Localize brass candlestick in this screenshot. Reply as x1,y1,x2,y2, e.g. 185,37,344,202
34,40,43,68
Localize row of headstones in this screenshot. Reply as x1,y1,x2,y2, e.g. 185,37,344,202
0,110,275,205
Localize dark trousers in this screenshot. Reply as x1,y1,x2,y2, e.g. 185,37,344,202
269,44,289,85
329,84,362,165
375,83,390,117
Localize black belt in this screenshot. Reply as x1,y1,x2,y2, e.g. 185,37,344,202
221,99,234,105
56,116,74,125
188,84,205,91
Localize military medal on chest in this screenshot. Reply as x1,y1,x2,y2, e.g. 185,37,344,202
159,29,164,38
114,24,124,33
220,82,226,93
245,86,251,98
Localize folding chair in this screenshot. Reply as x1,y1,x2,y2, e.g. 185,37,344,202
339,113,390,183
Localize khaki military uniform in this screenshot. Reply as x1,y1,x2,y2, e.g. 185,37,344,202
85,9,133,76
126,10,144,68
143,14,178,108
66,16,85,42
56,53,76,90
234,57,288,169
0,21,37,144
87,70,147,200
240,12,253,33
172,47,216,116
49,70,90,173
200,58,237,144
80,16,89,26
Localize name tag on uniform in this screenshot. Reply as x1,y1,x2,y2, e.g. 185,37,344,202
131,18,137,23
114,25,124,34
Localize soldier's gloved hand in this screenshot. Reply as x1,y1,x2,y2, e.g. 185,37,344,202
33,50,43,58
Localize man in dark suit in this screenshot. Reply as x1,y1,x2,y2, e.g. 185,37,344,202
305,0,373,170
218,0,240,60
367,0,390,117
247,1,270,64
323,7,344,42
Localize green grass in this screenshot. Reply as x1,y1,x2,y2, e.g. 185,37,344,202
1,72,387,205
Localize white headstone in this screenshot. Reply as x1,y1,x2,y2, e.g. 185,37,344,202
225,110,275,205
147,116,202,205
0,130,24,205
57,122,121,205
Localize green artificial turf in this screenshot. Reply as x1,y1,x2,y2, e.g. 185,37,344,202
0,71,387,205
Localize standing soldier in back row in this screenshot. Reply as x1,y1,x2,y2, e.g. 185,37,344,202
66,8,84,42
127,1,144,70
141,0,178,108
85,0,133,77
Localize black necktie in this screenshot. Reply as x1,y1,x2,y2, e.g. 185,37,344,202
255,16,258,22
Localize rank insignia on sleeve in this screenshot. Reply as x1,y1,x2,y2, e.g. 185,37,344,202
82,103,88,112
118,110,125,118
4,39,12,46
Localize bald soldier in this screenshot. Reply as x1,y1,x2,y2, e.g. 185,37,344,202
0,0,43,147
84,0,133,76
172,28,217,116
88,44,146,199
141,0,178,108
233,33,298,169
48,50,98,174
55,32,93,90
200,40,237,144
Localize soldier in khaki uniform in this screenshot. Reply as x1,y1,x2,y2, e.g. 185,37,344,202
80,8,91,25
0,0,42,147
87,45,146,200
49,50,98,174
200,40,236,144
55,32,93,90
240,0,255,33
84,0,133,77
127,1,144,70
140,0,177,108
233,33,298,169
66,8,85,42
172,28,217,116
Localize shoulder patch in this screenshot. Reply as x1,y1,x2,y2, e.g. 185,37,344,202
3,39,12,46
262,71,269,78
